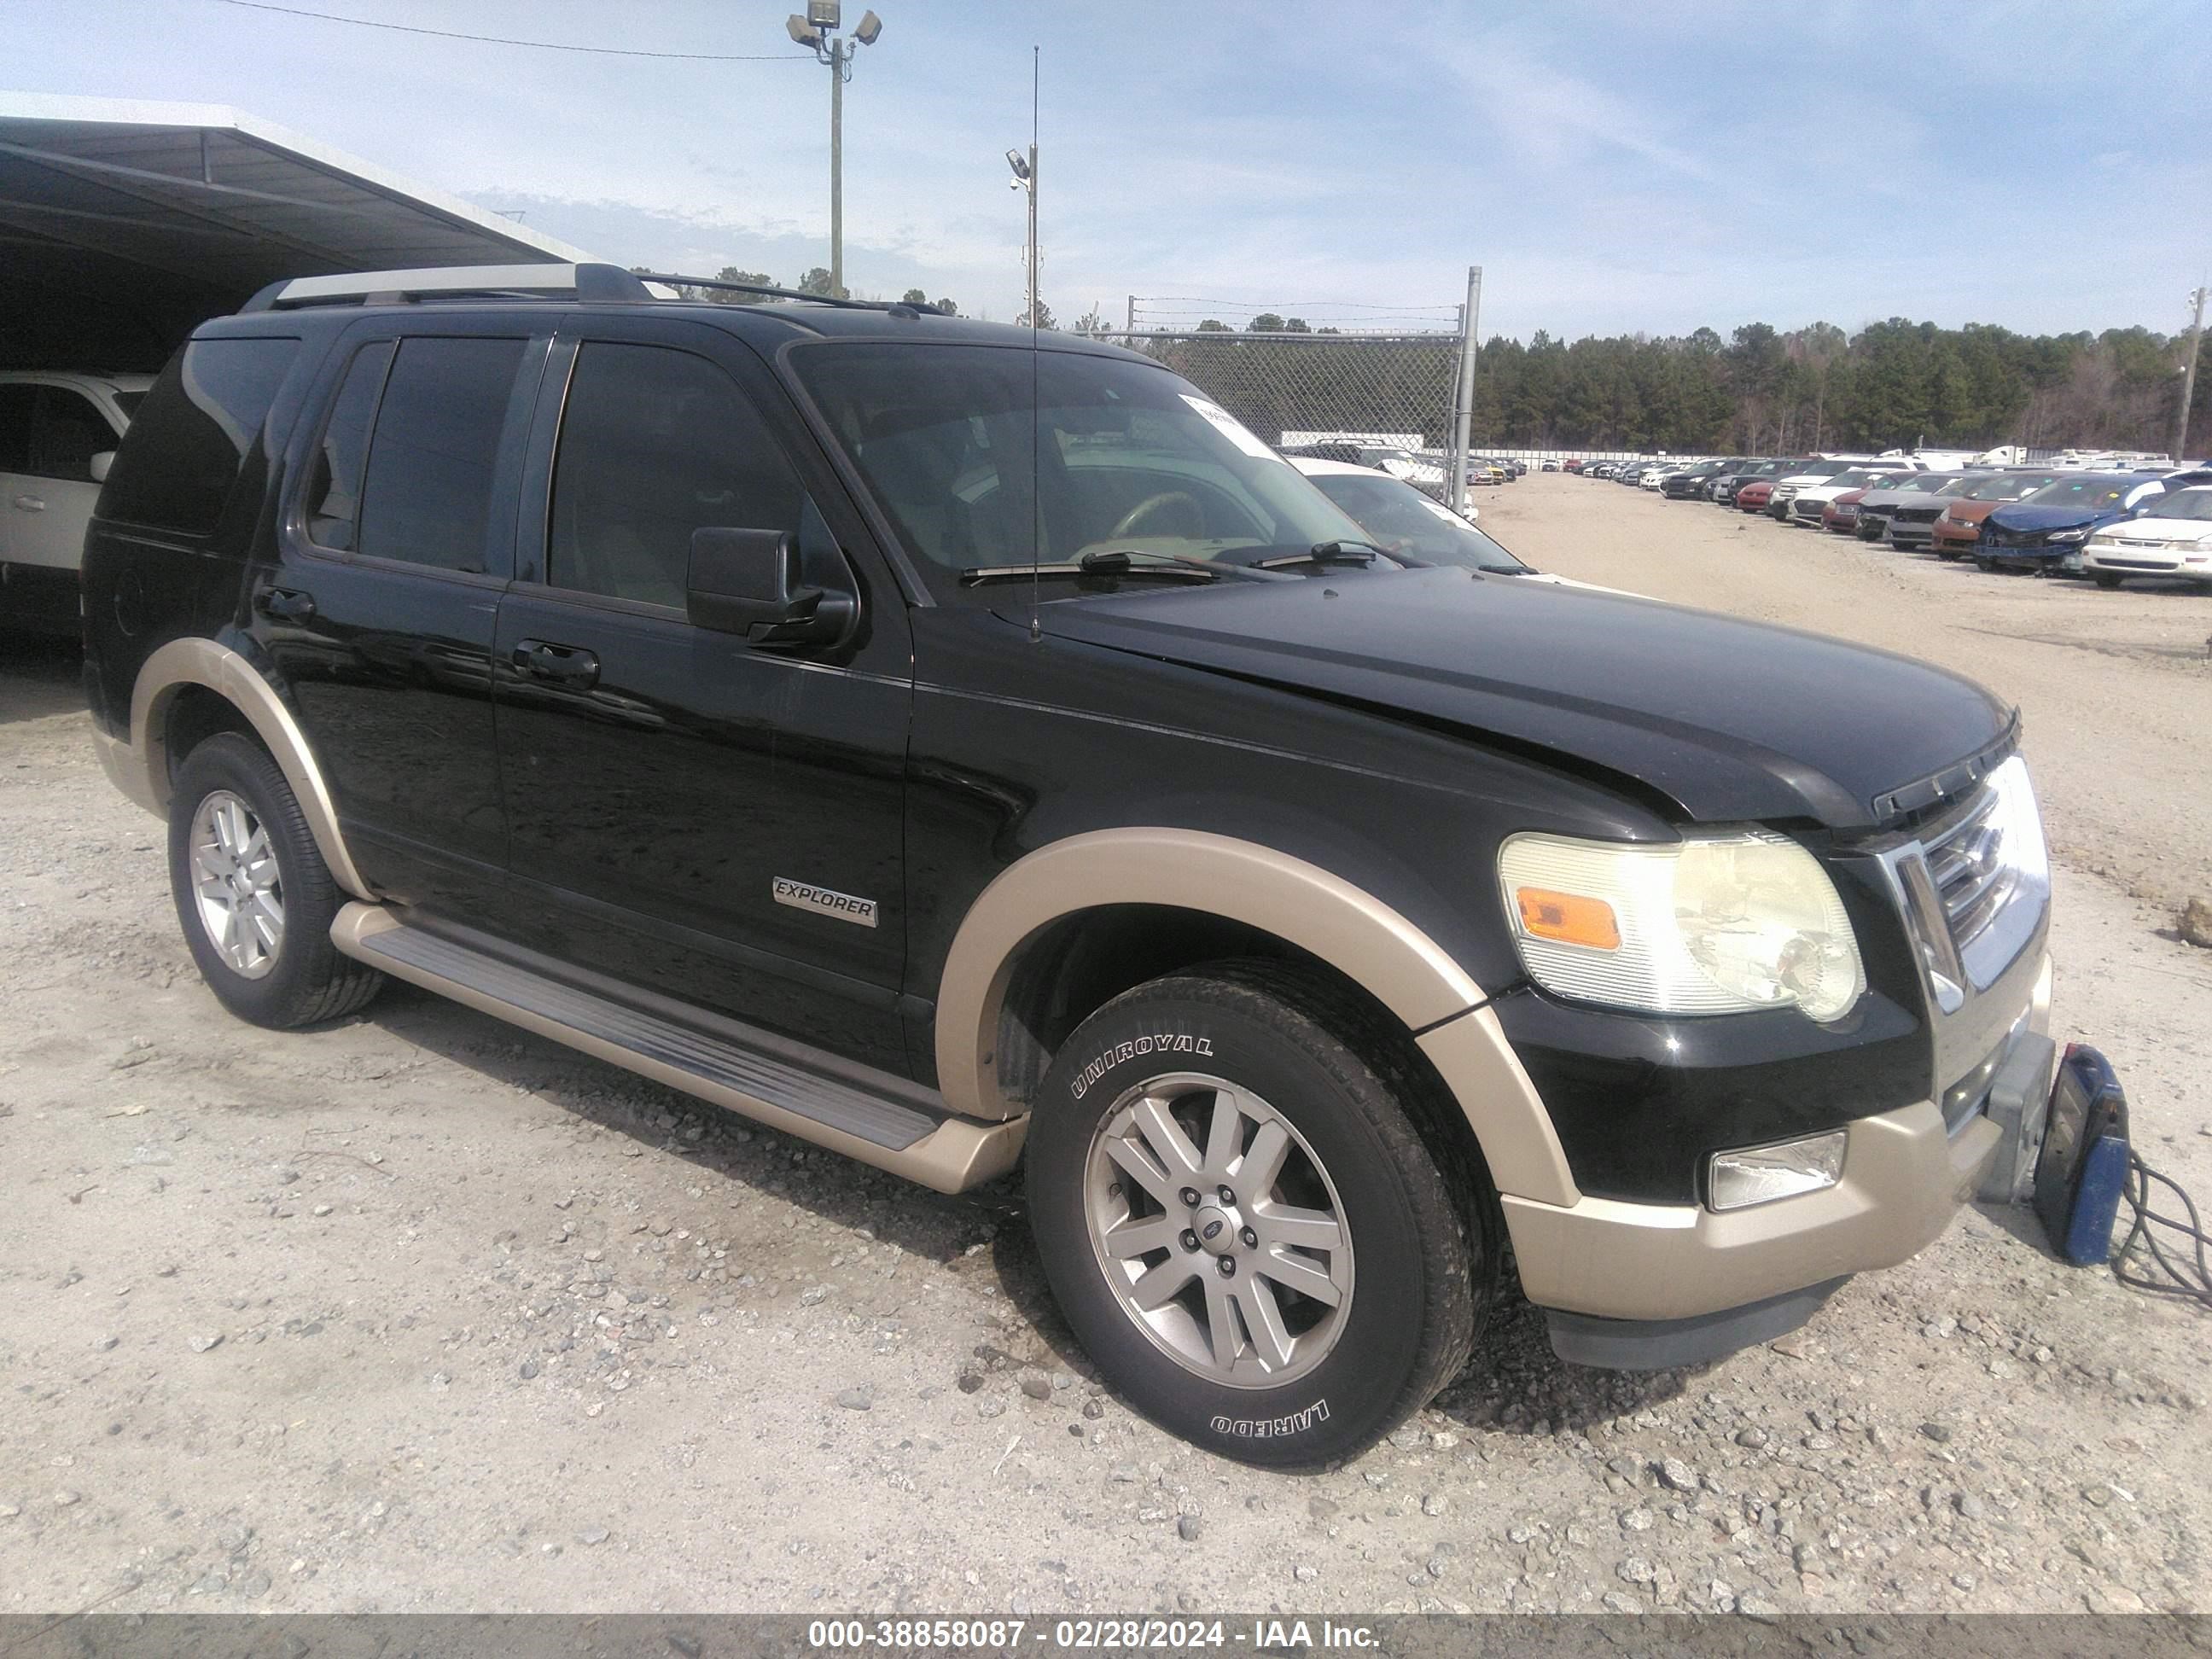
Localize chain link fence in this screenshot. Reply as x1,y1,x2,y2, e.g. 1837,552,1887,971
1097,329,1470,491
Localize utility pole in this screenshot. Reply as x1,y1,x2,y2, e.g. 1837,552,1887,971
829,39,844,294
1450,265,1481,513
2176,283,2208,463
787,5,882,298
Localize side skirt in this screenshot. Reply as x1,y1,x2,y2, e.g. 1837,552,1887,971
330,902,1024,1193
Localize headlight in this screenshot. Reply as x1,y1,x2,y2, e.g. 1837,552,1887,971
2046,528,2087,544
1498,830,1866,1022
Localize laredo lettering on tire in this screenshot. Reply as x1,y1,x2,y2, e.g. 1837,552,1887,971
1026,961,1499,1470
167,732,384,1030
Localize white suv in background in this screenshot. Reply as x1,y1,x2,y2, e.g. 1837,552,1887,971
0,370,150,635
2079,485,2212,588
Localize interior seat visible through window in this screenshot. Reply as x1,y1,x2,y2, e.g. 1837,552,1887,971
549,342,806,608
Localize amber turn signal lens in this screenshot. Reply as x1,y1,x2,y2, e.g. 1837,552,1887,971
1514,887,1621,951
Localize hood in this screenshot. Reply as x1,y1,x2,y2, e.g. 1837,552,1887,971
1032,569,2014,830
1984,504,2122,533
1941,499,2003,522
1860,486,1941,509
2094,514,2212,541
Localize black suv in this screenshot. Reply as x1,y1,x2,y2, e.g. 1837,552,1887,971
83,265,2057,1469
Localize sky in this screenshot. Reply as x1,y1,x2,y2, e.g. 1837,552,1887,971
14,0,2212,342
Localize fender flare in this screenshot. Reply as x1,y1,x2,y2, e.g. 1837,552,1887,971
933,827,1579,1206
117,637,373,900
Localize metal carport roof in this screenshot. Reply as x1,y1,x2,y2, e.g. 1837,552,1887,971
0,92,598,369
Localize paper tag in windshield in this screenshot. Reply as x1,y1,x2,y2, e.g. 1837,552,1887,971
1180,394,1276,460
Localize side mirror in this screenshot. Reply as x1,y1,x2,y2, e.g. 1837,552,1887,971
89,451,115,484
687,527,855,648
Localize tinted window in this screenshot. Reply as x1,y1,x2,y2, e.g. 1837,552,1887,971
113,391,146,421
357,336,527,573
1306,471,1527,571
101,337,299,535
304,341,394,552
549,342,805,608
794,342,1365,600
0,384,32,472
30,387,117,482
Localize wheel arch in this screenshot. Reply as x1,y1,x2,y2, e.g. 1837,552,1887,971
120,636,371,900
934,828,1579,1207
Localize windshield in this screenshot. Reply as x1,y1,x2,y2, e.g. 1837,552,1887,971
1967,472,2061,501
2022,475,2135,509
791,343,1370,599
2145,488,2212,522
1305,471,1530,572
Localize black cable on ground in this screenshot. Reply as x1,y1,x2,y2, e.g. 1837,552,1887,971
2110,1151,2212,1311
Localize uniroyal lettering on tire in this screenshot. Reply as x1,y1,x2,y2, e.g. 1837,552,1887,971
1025,960,1497,1471
1068,1033,1215,1100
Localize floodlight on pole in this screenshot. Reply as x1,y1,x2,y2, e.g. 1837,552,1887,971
784,5,882,299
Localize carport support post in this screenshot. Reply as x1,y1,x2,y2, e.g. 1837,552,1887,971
1451,265,1481,514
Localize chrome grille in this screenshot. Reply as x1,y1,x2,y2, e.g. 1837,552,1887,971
1920,784,2012,952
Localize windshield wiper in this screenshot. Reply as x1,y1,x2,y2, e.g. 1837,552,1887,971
1254,539,1386,570
958,550,1283,587
1078,548,1289,581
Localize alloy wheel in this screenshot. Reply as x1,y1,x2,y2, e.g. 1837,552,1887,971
189,789,284,979
1083,1072,1353,1388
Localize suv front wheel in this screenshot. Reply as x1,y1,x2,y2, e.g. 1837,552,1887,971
166,732,384,1029
1026,963,1497,1468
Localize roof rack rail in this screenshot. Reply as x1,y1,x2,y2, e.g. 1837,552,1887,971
631,271,914,313
240,262,669,312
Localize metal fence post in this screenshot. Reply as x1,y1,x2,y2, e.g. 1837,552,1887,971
1451,265,1480,514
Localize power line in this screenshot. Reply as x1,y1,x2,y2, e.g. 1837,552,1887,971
209,0,813,61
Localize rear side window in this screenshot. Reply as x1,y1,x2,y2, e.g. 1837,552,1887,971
303,341,394,552
0,384,32,471
547,342,806,608
355,336,527,573
30,387,117,482
100,338,299,535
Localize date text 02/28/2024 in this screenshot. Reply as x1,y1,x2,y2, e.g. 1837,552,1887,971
806,1620,1379,1650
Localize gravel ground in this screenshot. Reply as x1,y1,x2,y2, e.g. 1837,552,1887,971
1,478,2208,1617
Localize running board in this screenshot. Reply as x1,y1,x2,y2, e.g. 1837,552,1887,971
330,903,1024,1193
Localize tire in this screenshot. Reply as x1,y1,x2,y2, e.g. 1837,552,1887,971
1936,547,1961,562
1975,556,1996,572
2093,571,2122,590
167,731,384,1029
1025,961,1498,1470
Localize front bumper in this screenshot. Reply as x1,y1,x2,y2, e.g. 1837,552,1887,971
1506,935,2052,1340
1508,1094,2000,1324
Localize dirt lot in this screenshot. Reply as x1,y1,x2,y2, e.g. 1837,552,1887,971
2,477,2209,1618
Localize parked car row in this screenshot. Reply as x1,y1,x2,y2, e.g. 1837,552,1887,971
1600,450,2212,591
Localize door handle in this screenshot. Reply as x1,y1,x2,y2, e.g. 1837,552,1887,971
11,495,44,512
255,587,317,622
512,638,600,688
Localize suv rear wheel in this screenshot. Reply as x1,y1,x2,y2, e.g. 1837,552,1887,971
1026,963,1496,1468
167,733,383,1029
